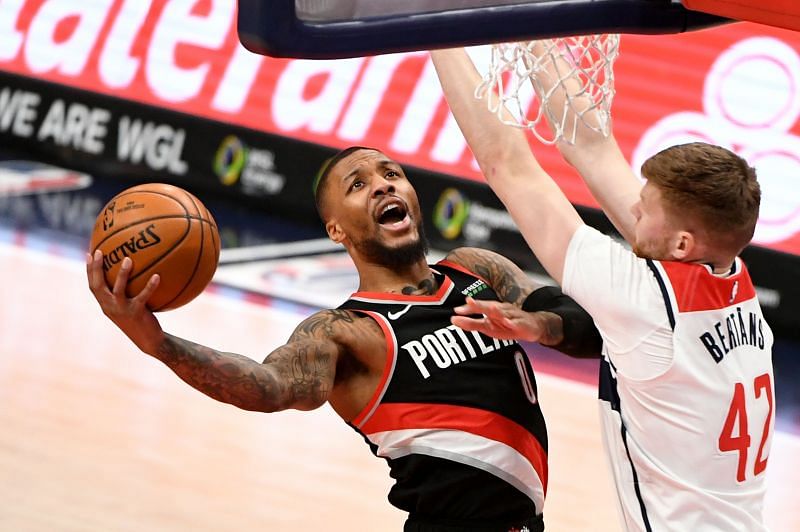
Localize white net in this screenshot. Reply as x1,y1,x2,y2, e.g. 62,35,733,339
476,34,620,145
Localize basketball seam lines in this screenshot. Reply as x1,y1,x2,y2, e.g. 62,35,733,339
93,188,219,311
92,189,217,251
101,190,191,296
155,191,207,311
93,215,214,250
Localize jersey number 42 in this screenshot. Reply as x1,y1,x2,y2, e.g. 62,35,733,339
718,373,774,483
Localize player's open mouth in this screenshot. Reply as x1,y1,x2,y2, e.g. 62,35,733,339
376,200,410,231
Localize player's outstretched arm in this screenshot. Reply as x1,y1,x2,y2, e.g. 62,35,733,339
523,40,641,241
445,247,602,358
87,251,340,412
153,318,341,413
431,48,581,285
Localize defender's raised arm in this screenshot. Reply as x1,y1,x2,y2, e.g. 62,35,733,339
430,48,582,285
518,40,642,242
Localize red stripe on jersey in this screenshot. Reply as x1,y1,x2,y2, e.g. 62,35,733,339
350,311,397,428
659,260,756,313
362,402,548,491
436,259,490,286
351,274,454,302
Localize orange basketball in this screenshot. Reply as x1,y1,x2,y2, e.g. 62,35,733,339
89,183,221,312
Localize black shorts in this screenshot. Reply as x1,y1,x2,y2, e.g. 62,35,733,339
404,514,544,532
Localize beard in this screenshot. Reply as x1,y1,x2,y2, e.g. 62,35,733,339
357,220,429,269
632,233,673,260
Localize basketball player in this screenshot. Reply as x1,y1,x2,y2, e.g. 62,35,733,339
87,146,603,532
431,47,774,531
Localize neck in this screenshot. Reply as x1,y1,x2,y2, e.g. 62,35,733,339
709,260,735,275
681,240,736,275
689,254,736,275
355,259,436,295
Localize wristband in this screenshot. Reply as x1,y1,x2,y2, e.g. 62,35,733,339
522,286,602,359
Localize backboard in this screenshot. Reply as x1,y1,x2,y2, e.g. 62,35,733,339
682,0,800,32
237,0,731,59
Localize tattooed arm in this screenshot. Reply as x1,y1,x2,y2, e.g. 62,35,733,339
444,247,542,305
86,251,345,412
152,311,348,412
446,247,601,357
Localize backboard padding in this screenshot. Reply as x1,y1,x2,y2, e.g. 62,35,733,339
237,0,731,59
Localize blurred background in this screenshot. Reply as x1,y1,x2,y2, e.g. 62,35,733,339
1,1,798,530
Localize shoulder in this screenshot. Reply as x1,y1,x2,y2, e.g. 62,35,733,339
443,246,540,304
443,246,481,267
561,228,664,316
443,246,512,274
565,225,644,276
290,308,382,343
567,224,610,252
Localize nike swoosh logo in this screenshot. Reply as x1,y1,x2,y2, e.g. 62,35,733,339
387,305,412,320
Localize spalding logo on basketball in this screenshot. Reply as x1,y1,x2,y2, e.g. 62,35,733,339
89,183,221,312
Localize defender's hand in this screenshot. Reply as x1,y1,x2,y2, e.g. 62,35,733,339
87,250,164,354
452,297,550,342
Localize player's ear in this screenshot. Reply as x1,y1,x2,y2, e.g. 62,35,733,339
326,219,346,244
673,230,694,260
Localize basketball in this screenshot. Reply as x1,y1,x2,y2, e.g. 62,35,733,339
89,183,221,312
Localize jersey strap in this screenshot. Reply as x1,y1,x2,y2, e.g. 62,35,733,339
349,310,399,428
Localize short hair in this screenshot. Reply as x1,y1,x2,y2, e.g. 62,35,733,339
313,146,375,221
641,142,760,253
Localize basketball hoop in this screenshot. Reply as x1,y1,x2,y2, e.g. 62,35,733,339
476,34,620,145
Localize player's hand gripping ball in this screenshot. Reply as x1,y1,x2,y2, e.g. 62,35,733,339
89,183,221,311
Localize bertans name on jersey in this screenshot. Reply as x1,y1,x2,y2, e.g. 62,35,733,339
401,324,515,379
699,306,766,363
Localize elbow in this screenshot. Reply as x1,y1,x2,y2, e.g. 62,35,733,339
476,142,527,187
240,400,289,414
218,387,285,413
478,131,520,168
232,395,323,414
229,397,280,413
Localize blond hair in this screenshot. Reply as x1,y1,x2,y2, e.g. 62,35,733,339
641,142,760,253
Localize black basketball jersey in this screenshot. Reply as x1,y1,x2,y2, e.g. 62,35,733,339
339,260,548,523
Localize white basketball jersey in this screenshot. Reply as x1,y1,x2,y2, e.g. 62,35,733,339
563,226,775,532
